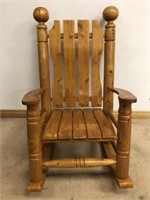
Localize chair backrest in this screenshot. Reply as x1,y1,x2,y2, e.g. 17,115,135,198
33,6,119,114
49,20,103,108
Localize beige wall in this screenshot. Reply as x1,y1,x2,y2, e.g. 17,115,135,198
0,1,149,111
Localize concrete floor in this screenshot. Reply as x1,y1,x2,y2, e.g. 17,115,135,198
0,118,150,200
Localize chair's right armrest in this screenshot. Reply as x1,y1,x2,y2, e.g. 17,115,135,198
22,88,45,106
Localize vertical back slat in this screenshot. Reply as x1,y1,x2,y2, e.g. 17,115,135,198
49,20,63,107
78,20,89,106
63,20,76,107
91,20,103,106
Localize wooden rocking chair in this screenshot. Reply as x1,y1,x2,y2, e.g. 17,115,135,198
22,6,137,192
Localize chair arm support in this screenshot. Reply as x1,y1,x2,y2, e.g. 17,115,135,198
109,87,137,103
22,88,45,106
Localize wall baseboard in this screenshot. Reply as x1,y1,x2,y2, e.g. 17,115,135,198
0,109,150,119
113,111,150,119
1,110,26,118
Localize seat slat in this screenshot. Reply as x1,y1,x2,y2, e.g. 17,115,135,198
63,20,76,107
44,109,116,141
91,20,103,106
58,110,72,139
44,110,62,140
93,109,116,138
83,109,102,139
73,109,87,139
78,20,89,106
49,20,63,107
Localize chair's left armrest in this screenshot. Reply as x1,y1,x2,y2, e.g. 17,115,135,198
109,87,137,103
108,87,137,128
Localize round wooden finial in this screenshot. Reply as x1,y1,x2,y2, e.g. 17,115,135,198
33,7,49,23
103,6,119,22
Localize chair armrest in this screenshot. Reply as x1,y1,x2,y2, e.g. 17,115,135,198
109,87,137,103
22,88,45,106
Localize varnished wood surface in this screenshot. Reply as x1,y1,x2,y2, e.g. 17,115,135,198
63,20,76,106
22,6,137,192
103,7,119,115
93,109,116,138
83,109,102,139
44,108,116,141
47,19,104,107
26,103,42,183
73,109,87,139
58,109,72,139
42,158,116,168
49,20,63,107
109,87,137,103
42,144,53,171
103,142,116,170
78,20,89,106
91,20,103,106
116,100,132,180
60,32,93,39
103,142,133,188
26,172,47,192
36,21,51,114
26,144,53,192
44,110,62,140
108,111,118,128
22,88,45,105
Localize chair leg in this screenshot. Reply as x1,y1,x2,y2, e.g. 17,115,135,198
26,104,43,192
116,100,133,188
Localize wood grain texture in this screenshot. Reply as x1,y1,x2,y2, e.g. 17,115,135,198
93,109,116,139
63,20,76,107
83,109,102,139
116,100,132,180
23,6,137,192
49,20,63,107
116,176,133,188
42,144,53,171
24,8,51,189
58,109,72,139
26,172,47,192
78,20,89,106
26,104,42,183
37,23,51,115
109,87,137,103
103,141,133,188
91,20,103,106
43,109,117,141
103,20,116,115
60,32,92,39
44,110,62,140
22,88,45,106
42,158,116,168
73,109,87,139
108,111,118,128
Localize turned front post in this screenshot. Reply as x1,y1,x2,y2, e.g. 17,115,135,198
33,7,51,116
116,99,132,180
27,104,42,183
103,6,119,115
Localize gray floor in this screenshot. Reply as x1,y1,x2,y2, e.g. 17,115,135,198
0,118,150,200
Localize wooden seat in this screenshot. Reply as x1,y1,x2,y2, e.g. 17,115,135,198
22,6,137,192
44,108,116,141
